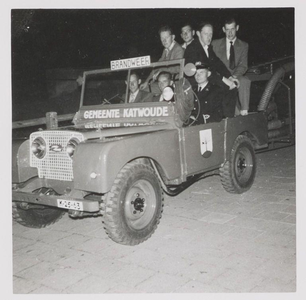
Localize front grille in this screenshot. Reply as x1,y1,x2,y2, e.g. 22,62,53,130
30,131,85,181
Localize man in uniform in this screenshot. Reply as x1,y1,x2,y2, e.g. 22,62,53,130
194,63,223,123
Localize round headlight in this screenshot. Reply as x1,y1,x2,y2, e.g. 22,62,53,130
31,137,46,159
162,86,174,101
66,138,80,158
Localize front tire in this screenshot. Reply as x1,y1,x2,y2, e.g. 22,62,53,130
220,135,256,194
101,162,163,246
12,202,65,228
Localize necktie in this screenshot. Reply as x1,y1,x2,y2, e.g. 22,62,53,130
130,93,135,103
165,48,169,58
230,41,235,70
198,86,202,92
205,46,209,58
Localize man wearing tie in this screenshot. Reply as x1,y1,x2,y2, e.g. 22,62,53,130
193,63,223,123
212,18,251,116
124,72,153,103
184,22,238,117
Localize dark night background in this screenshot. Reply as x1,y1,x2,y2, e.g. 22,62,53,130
11,8,294,122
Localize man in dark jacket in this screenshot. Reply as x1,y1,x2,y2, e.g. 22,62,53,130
184,22,238,117
193,63,223,123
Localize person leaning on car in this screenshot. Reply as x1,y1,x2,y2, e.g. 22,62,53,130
123,71,153,103
212,17,251,116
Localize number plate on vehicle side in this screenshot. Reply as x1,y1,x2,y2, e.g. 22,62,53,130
57,199,83,211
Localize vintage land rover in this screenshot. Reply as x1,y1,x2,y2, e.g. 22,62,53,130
12,56,294,245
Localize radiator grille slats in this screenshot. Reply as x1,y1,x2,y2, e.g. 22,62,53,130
30,131,85,181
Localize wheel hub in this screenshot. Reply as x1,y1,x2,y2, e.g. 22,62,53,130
131,193,145,213
237,157,246,173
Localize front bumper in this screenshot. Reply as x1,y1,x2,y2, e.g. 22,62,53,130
12,190,100,212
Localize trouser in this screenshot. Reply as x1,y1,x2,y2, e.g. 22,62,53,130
235,75,251,114
222,88,238,118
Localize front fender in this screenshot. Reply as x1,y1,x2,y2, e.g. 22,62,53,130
12,139,38,183
73,129,182,193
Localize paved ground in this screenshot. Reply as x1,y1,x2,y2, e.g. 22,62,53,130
12,145,296,294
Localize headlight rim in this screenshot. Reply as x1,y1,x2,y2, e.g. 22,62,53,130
31,137,46,159
66,137,80,158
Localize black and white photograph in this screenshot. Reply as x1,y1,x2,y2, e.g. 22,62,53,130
5,0,305,297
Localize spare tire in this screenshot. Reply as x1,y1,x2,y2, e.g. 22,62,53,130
174,78,194,126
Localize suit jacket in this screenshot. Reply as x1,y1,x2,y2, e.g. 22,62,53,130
184,38,231,87
158,41,185,75
211,38,249,78
159,41,185,62
194,82,223,123
123,90,153,103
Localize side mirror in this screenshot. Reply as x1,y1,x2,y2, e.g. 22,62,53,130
184,63,197,77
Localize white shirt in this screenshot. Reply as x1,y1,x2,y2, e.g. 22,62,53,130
182,38,194,49
199,39,209,57
226,37,237,60
165,41,176,56
197,82,208,92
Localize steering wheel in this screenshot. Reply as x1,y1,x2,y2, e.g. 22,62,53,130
184,89,201,126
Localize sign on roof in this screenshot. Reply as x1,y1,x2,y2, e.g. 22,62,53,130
110,56,151,71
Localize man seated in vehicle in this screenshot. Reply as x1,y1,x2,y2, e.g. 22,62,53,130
193,63,223,123
123,71,153,103
153,71,175,102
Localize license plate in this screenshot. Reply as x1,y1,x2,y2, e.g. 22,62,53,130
57,199,83,211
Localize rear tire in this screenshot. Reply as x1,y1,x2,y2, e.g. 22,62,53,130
220,135,256,194
101,162,163,245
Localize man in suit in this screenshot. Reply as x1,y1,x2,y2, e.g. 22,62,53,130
181,23,197,86
124,72,153,103
212,18,251,116
193,63,223,123
184,22,238,117
141,25,184,90
184,22,238,90
181,23,195,50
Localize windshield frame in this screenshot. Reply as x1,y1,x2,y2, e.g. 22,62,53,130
79,58,185,108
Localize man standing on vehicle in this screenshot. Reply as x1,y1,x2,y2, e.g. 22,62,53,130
124,72,153,103
212,17,251,116
181,23,195,50
193,63,223,123
141,25,184,91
